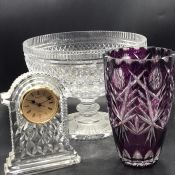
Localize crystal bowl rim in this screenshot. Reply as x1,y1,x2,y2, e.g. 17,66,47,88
104,46,174,63
23,30,147,62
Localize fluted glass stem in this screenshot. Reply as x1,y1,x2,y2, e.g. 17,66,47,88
76,102,100,117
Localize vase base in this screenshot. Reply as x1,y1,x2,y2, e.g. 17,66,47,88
69,112,112,140
4,150,81,175
121,157,158,167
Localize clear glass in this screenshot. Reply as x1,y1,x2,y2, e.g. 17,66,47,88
104,47,175,167
23,31,147,140
1,72,80,175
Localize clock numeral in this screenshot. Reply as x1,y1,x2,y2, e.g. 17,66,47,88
27,110,31,113
49,101,53,104
48,107,52,110
37,91,40,95
32,113,36,117
47,96,53,100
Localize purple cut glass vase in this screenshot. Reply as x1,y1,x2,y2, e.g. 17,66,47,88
104,47,175,167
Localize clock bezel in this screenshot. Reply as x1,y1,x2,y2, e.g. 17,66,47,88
19,86,60,124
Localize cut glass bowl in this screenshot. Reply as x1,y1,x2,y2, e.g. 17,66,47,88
23,31,147,140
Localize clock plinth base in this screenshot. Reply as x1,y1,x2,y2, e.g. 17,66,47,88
4,150,81,175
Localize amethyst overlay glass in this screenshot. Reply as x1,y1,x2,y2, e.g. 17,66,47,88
104,47,175,167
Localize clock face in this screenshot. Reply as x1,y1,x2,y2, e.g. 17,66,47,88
20,88,60,124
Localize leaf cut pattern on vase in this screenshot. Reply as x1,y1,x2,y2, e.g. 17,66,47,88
149,67,162,90
105,48,175,164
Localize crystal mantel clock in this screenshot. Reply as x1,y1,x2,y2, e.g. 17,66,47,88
0,72,80,175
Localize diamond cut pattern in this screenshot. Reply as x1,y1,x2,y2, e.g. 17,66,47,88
106,64,174,141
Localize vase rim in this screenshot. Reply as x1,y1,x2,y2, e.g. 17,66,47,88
104,47,174,63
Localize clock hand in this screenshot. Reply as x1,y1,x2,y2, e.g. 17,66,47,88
39,97,53,104
37,100,49,106
26,99,36,104
26,99,40,106
26,99,34,101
